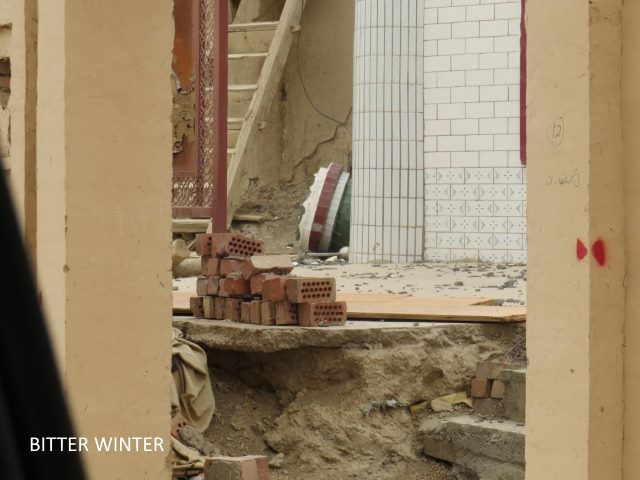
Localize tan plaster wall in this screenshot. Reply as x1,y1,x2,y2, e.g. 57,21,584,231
245,0,353,187
623,1,640,477
526,0,625,478
37,0,173,478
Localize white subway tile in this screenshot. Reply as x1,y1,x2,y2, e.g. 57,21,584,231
495,134,520,150
425,40,439,56
466,101,494,118
466,134,494,151
425,135,438,152
479,52,509,69
425,23,452,40
425,0,453,7
452,21,480,38
466,69,494,85
425,87,452,104
496,35,521,53
509,18,521,35
438,135,467,151
425,7,439,24
425,152,452,168
438,6,467,22
438,103,466,119
508,117,520,134
438,70,466,87
425,72,438,87
424,55,451,73
508,84,520,101
466,4,495,20
466,37,494,53
426,104,438,119
479,150,509,167
452,0,480,5
451,86,480,102
494,67,520,84
494,100,520,117
425,119,452,135
438,38,466,55
451,118,479,134
480,85,509,101
452,53,480,70
479,117,508,134
451,151,479,167
480,19,509,36
495,2,521,19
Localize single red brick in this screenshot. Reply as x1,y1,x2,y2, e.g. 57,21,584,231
491,379,506,399
275,301,298,325
195,233,213,256
210,233,232,256
250,273,278,296
260,302,276,326
220,258,246,276
196,276,208,297
203,296,216,319
201,256,221,276
225,298,242,322
241,255,294,280
214,296,226,320
213,234,265,258
250,300,262,324
219,275,250,297
240,302,252,323
471,378,493,398
262,277,287,302
204,455,269,480
190,297,204,318
298,302,347,327
207,276,220,295
285,277,336,303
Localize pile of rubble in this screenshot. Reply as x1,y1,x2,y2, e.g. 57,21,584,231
190,233,347,327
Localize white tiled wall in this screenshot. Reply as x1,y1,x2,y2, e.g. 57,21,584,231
423,0,526,263
350,0,426,263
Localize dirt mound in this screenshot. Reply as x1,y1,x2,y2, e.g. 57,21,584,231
201,324,523,479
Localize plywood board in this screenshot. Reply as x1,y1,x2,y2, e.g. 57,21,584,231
173,291,519,322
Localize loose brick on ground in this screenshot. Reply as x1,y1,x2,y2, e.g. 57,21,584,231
190,297,204,318
219,275,250,297
261,277,287,302
203,296,216,319
298,301,347,327
201,256,220,276
204,455,269,480
240,302,252,323
195,234,212,256
275,301,298,325
225,298,242,322
242,254,294,279
491,379,506,399
214,296,226,320
260,302,276,326
285,277,336,303
250,273,278,296
196,276,208,297
213,234,265,258
250,300,262,324
220,258,246,276
470,378,493,398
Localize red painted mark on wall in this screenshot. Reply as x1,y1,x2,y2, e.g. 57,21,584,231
592,239,606,266
576,239,588,261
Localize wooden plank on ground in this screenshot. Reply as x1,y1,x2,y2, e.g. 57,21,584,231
173,291,516,322
345,304,525,323
336,293,496,306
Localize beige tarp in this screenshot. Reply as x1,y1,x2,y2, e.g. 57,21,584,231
171,328,215,432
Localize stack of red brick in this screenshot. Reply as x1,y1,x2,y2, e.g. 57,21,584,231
469,360,515,414
189,233,347,327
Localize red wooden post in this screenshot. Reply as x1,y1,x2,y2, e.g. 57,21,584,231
211,0,228,232
519,0,527,165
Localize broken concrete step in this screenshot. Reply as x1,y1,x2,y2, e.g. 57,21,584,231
229,53,268,85
228,21,278,55
422,415,525,480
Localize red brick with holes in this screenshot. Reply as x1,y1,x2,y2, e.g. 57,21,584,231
213,233,265,258
201,256,221,276
219,275,250,297
195,233,213,256
275,301,298,325
285,277,336,303
261,277,287,302
220,258,245,276
190,297,204,318
225,298,242,322
241,255,294,279
298,301,347,327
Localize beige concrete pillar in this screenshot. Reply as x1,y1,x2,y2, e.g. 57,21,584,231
526,0,625,478
623,1,640,478
36,1,173,479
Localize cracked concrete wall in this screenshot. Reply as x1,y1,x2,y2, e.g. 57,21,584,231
243,0,354,189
